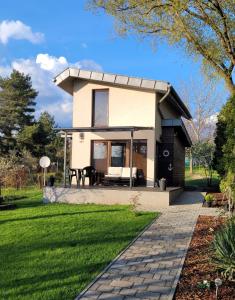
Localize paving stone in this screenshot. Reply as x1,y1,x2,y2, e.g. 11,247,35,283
98,293,124,300
136,291,161,299
110,279,133,288
96,285,114,293
119,288,137,296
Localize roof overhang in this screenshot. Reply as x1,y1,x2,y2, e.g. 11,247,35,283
56,126,154,133
168,87,192,119
54,68,169,94
161,119,192,147
54,68,192,120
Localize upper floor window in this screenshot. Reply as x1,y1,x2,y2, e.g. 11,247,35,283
92,89,109,127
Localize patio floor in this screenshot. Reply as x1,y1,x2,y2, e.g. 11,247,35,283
76,192,220,300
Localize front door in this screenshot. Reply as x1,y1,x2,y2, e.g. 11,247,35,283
133,141,147,184
91,141,108,174
158,143,173,185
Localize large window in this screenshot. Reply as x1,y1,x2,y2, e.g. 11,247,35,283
92,90,109,127
111,143,125,167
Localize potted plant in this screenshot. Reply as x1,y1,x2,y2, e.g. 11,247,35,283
204,194,214,207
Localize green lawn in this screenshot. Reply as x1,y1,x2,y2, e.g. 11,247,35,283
185,167,220,187
0,188,157,300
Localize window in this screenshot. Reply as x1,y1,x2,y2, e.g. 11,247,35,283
92,90,108,127
111,143,125,167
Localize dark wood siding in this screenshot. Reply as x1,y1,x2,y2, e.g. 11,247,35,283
173,135,185,186
157,127,185,186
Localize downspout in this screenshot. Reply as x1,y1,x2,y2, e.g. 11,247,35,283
157,84,171,119
153,84,171,186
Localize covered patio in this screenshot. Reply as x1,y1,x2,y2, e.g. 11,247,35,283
58,126,154,189
44,125,184,209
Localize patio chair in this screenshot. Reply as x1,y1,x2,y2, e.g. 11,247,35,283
68,168,82,187
81,166,96,186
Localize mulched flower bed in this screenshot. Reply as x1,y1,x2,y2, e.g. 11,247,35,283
174,215,235,300
202,192,228,208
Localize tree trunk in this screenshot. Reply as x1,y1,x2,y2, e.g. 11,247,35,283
225,76,235,96
189,149,193,175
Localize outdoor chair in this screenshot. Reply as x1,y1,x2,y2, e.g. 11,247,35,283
68,168,82,187
81,166,96,186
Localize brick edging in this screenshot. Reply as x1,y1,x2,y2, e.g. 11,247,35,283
74,213,160,300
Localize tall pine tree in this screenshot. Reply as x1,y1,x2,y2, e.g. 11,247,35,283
0,70,38,154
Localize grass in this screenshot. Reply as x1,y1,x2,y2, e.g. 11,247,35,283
185,167,220,187
0,187,157,300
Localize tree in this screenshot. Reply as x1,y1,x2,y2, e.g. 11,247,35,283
181,79,221,143
180,79,220,174
191,141,215,186
0,70,38,154
213,95,235,176
17,112,63,161
89,1,235,94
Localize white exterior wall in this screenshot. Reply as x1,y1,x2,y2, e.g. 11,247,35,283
71,80,158,187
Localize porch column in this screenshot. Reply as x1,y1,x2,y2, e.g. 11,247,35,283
63,131,67,187
130,130,134,188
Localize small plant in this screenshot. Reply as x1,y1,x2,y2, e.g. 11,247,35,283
197,280,211,290
205,194,214,202
204,194,214,207
130,192,141,216
212,218,235,281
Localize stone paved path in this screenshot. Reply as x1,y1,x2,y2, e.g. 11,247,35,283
76,192,221,300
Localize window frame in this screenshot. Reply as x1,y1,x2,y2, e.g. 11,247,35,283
92,89,109,127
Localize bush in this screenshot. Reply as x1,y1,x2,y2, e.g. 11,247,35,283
0,154,33,189
220,171,235,213
205,194,214,202
212,218,235,281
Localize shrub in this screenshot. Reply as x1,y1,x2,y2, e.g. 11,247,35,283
205,194,214,202
0,155,32,189
212,218,235,281
220,171,235,213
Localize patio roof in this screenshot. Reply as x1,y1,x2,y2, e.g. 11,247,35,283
56,126,154,133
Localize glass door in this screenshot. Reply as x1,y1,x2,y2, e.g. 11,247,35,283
111,143,126,167
91,141,108,174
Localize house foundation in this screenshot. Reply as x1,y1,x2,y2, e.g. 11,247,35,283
43,186,183,211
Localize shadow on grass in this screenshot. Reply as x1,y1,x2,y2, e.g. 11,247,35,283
3,195,26,201
0,208,125,225
2,262,108,299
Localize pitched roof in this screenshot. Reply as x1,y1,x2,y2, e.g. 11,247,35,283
54,68,192,119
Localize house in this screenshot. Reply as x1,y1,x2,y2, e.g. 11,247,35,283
54,68,192,188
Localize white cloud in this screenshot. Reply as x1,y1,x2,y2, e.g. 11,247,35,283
0,53,102,126
0,20,44,44
36,53,67,72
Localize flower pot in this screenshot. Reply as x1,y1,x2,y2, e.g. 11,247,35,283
159,178,166,191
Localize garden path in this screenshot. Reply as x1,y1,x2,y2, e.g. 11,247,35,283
76,192,221,300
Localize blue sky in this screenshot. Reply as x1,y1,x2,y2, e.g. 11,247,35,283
0,0,229,126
